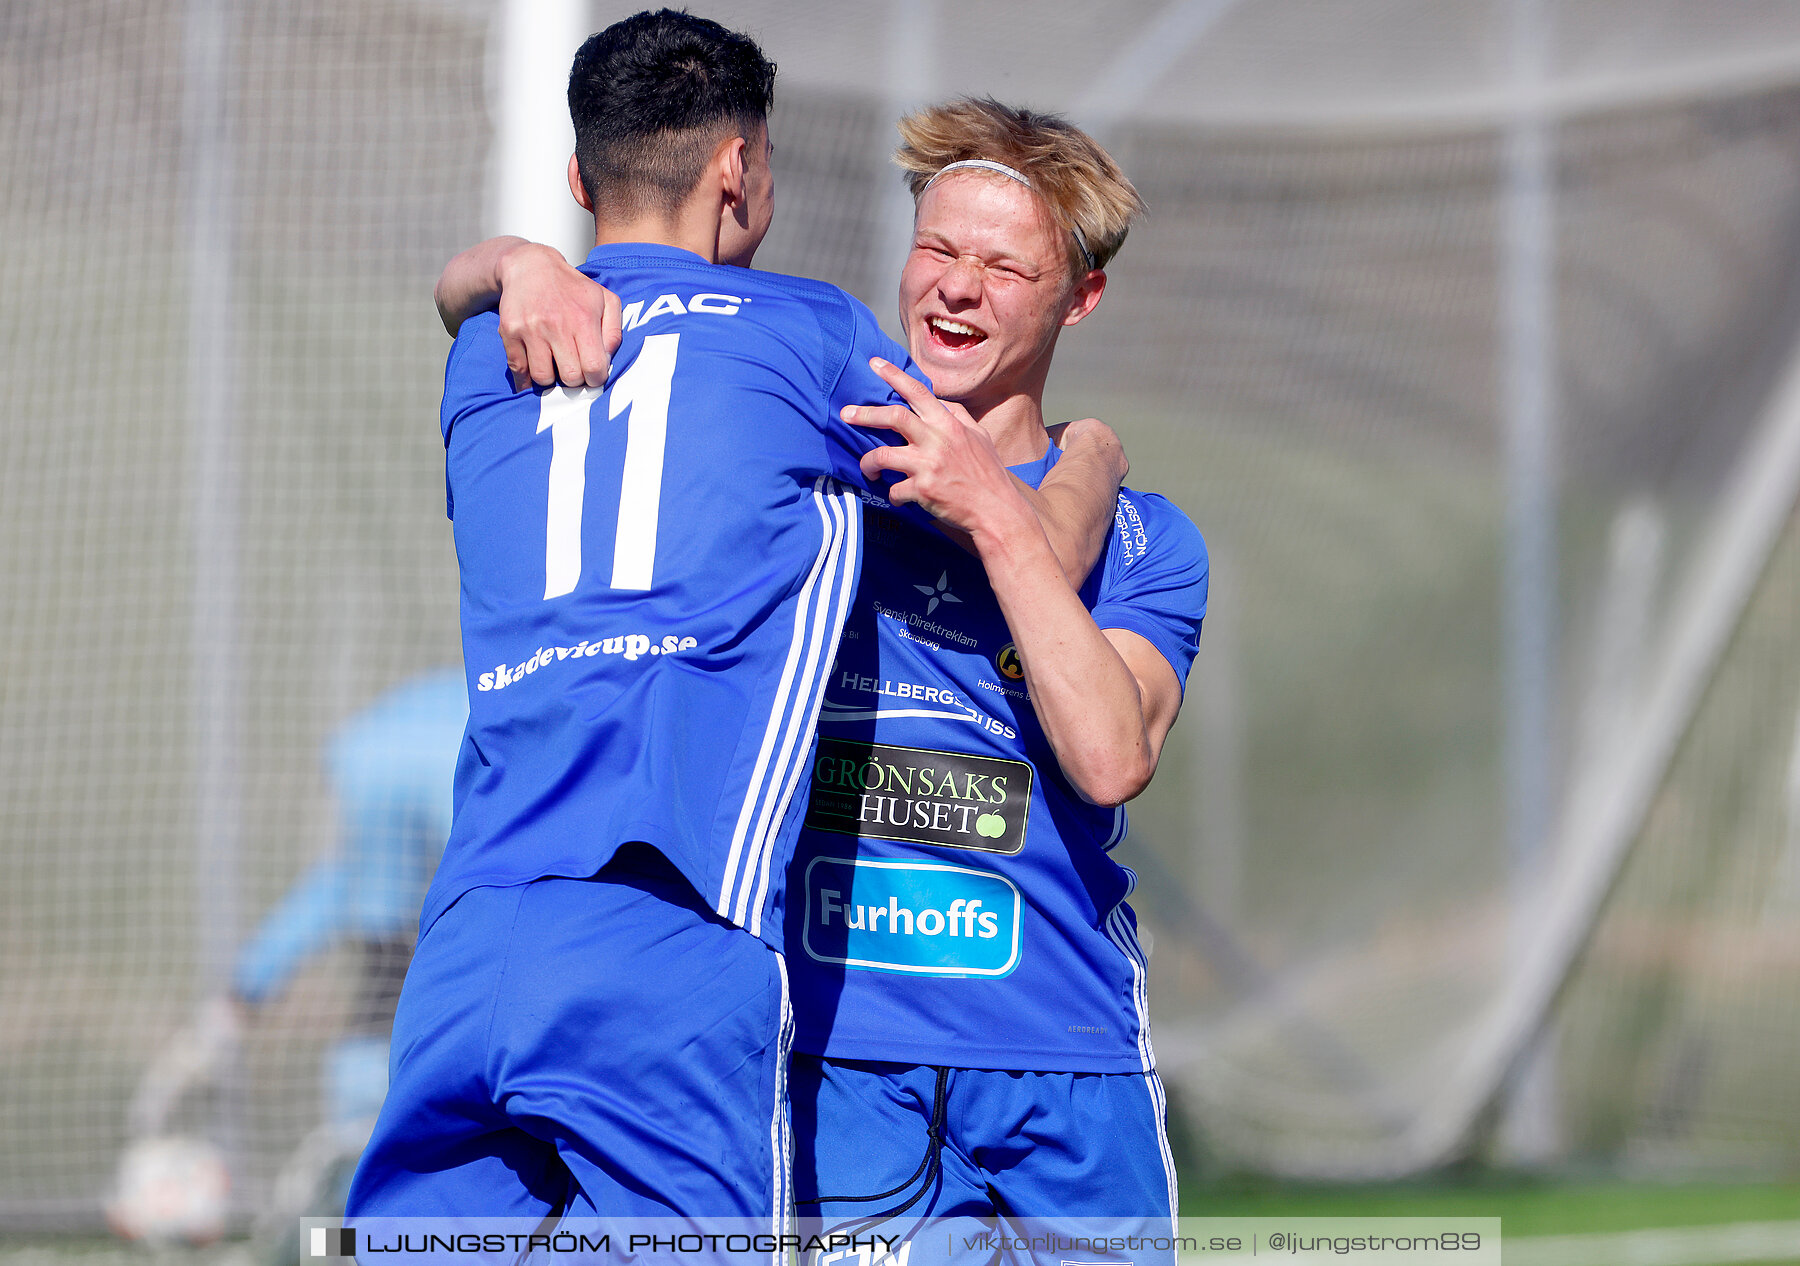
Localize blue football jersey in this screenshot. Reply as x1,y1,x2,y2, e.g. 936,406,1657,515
421,243,917,949
786,446,1209,1072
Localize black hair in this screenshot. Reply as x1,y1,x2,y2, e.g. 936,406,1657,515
567,10,777,221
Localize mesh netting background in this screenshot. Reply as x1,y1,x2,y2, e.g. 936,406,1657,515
5,0,1800,1224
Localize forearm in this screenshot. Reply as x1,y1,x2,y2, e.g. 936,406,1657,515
231,857,349,1004
435,236,530,335
972,500,1155,806
1022,422,1126,586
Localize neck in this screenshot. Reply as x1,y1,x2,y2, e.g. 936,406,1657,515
963,392,1052,465
957,353,1057,465
591,202,722,263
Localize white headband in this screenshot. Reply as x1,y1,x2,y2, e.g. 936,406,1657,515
922,159,1097,272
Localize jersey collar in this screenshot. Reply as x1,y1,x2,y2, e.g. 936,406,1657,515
582,241,713,270
1007,441,1064,490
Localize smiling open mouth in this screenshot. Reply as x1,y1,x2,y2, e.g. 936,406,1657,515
927,316,986,351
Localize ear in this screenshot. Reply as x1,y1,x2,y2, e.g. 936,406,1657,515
1061,269,1107,327
567,152,593,213
715,133,749,209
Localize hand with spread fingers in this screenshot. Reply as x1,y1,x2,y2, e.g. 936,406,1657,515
846,356,1037,546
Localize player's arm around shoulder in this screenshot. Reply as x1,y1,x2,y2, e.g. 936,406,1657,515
435,237,622,391
1032,416,1130,585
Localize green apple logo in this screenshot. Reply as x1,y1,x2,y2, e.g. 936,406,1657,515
974,813,1006,839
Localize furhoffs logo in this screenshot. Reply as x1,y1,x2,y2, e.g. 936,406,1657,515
802,857,1021,976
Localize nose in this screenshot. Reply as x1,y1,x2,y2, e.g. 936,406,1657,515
938,255,984,307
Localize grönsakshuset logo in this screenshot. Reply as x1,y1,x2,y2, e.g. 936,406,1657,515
804,738,1032,855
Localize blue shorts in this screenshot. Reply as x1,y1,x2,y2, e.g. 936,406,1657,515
791,1055,1178,1226
346,848,792,1223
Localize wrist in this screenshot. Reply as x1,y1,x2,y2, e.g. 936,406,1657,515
968,485,1057,570
1061,418,1128,483
492,237,547,290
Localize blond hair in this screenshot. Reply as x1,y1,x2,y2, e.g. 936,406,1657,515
895,98,1144,274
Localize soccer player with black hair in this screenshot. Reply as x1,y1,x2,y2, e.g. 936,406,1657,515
350,12,1123,1227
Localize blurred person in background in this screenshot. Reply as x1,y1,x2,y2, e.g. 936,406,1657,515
439,98,1205,1231
115,669,465,1242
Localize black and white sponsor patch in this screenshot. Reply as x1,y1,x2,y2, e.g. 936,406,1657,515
805,737,1032,855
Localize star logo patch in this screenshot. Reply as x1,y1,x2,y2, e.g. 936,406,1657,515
914,571,962,616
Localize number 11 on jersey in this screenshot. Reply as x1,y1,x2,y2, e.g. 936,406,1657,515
536,333,679,599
